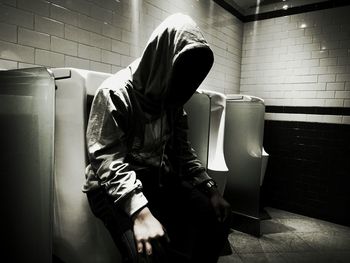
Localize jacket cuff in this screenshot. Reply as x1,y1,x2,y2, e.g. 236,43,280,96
121,190,148,217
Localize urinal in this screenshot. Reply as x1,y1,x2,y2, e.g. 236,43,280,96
223,94,268,237
52,68,121,263
225,94,268,187
185,89,228,195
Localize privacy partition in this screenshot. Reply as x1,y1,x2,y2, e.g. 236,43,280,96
0,67,55,263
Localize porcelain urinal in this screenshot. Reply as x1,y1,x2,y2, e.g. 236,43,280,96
223,94,268,237
52,68,121,263
185,90,228,195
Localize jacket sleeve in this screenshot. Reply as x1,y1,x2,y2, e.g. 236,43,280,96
86,87,148,216
170,108,212,186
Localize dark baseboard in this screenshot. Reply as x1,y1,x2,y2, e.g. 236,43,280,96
265,106,350,116
230,211,261,237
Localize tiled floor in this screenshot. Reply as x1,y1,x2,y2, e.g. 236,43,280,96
219,207,350,263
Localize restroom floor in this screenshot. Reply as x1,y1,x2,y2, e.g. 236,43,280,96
219,207,350,263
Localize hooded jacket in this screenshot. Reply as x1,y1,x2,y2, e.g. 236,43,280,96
83,13,215,217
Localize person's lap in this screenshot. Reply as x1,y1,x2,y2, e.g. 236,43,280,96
87,171,229,263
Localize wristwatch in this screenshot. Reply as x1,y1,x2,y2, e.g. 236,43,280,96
206,180,217,189
201,179,217,195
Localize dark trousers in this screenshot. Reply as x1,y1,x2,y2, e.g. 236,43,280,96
87,171,230,263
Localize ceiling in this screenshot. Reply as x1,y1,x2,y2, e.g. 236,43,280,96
224,0,329,15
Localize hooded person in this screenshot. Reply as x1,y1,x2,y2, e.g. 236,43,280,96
83,13,231,263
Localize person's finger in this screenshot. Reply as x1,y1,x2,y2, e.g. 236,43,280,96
144,240,152,256
137,240,144,254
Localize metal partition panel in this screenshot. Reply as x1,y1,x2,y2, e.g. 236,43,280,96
224,101,265,219
184,92,211,169
0,68,55,262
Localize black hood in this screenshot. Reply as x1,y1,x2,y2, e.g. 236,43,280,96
129,13,214,113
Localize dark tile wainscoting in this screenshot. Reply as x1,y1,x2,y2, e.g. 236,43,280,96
262,120,350,226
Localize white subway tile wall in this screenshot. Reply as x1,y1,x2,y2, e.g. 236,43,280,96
0,0,243,94
241,6,350,124
240,7,350,123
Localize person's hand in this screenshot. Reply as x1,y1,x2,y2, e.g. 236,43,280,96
207,188,231,223
132,206,169,256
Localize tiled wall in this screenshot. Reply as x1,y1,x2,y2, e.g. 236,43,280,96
2,0,349,226
240,6,350,124
263,120,350,226
238,5,350,226
0,0,243,94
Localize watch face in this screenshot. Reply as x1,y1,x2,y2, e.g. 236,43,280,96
207,181,214,188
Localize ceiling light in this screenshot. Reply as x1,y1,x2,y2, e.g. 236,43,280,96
282,4,288,10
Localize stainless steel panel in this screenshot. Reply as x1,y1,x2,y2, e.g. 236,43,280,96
0,67,55,263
